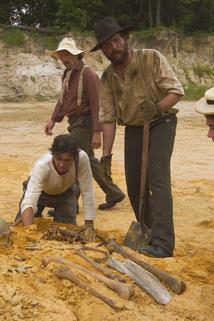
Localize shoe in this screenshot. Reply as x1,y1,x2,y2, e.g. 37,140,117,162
98,194,125,210
139,245,172,258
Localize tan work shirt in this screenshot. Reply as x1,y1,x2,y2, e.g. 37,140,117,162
100,49,184,126
51,60,101,132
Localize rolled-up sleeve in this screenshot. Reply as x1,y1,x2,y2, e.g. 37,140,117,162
78,151,96,221
99,73,117,123
20,165,47,215
154,50,184,96
51,98,65,123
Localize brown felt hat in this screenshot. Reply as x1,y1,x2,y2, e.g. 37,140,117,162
90,17,132,52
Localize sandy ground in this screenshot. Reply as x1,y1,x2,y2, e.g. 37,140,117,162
0,100,213,321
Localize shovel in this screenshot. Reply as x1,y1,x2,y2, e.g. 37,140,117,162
123,121,151,251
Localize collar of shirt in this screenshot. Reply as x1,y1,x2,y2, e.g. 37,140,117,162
63,59,84,79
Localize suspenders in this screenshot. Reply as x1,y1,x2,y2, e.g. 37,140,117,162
74,151,79,181
76,65,89,114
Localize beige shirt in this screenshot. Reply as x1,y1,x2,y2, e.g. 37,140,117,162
100,49,184,126
21,150,96,221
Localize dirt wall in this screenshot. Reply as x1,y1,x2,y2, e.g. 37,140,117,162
0,29,213,101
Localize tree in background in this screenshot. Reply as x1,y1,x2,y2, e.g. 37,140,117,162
0,0,58,27
0,0,213,34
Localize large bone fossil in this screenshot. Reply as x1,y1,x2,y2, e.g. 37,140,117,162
75,248,126,283
55,267,125,312
41,255,133,300
107,257,171,305
105,239,186,294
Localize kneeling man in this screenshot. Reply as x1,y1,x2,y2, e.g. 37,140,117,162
14,134,96,242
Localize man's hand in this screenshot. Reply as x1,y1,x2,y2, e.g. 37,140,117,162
44,119,55,136
82,220,96,243
21,208,34,226
141,101,161,121
92,131,101,149
24,224,37,234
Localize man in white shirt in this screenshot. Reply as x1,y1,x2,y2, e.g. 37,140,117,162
14,134,96,242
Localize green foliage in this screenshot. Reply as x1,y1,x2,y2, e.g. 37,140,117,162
3,29,25,47
133,27,170,39
35,94,48,101
30,76,36,83
183,83,211,100
30,31,58,50
193,65,214,78
0,0,213,34
40,36,58,50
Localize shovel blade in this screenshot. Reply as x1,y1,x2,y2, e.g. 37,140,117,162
123,221,150,252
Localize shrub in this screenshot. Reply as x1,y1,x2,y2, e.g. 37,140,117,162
30,32,58,50
3,29,25,47
183,83,211,100
40,35,58,50
193,65,214,78
30,76,36,83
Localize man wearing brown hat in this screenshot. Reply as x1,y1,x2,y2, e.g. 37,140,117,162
195,87,214,141
91,17,184,257
45,37,125,211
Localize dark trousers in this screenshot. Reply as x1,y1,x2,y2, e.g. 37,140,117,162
125,114,177,253
15,179,77,224
68,114,124,203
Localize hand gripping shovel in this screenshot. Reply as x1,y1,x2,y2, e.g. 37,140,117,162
123,121,151,251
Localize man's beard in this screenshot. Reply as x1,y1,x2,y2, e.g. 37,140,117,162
105,45,129,65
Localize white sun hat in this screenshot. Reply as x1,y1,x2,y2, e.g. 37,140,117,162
50,37,84,58
196,87,214,115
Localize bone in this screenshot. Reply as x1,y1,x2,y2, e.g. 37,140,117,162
105,239,186,295
55,267,124,312
42,226,82,242
107,257,171,305
81,245,108,255
75,248,126,283
81,245,109,262
41,256,133,300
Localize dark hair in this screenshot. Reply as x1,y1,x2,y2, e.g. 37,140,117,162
50,134,79,157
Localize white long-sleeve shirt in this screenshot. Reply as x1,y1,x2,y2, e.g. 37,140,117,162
21,150,96,221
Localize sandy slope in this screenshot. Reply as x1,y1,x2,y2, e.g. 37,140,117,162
0,100,213,321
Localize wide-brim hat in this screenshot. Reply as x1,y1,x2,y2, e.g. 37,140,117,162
50,37,84,58
90,17,132,52
195,87,214,115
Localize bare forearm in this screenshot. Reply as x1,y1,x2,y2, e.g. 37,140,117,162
102,122,116,156
21,208,34,226
157,93,182,113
